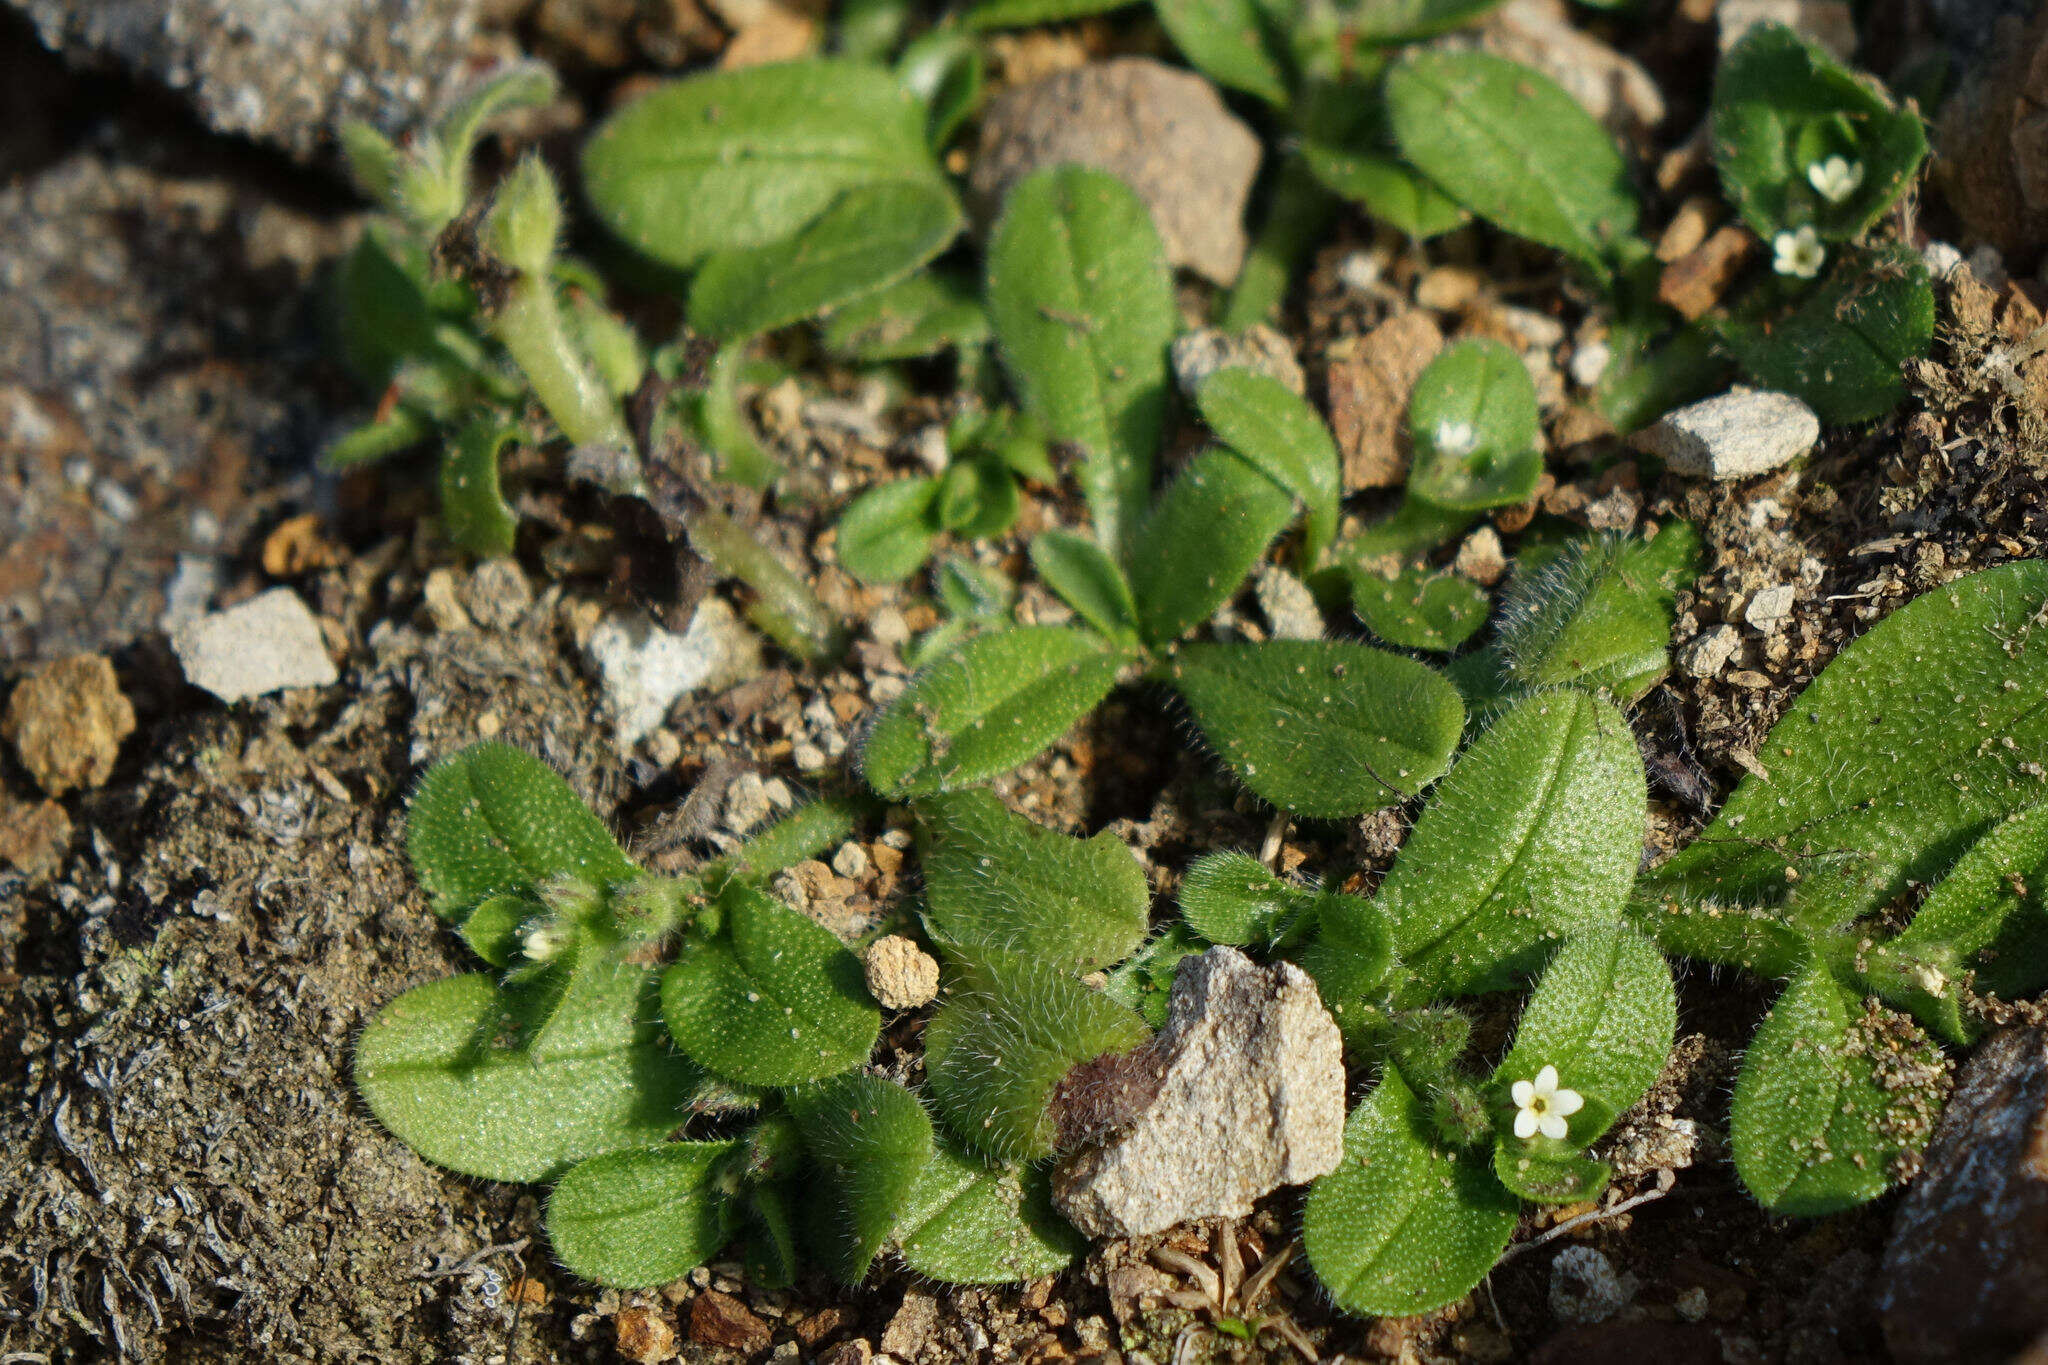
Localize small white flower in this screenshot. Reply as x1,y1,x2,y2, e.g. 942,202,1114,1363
522,920,570,962
1434,419,1478,456
1806,155,1864,204
1511,1064,1584,1142
1773,226,1826,280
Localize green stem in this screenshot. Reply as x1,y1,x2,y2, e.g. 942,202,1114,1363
698,344,781,490
493,275,630,448
686,507,844,662
1221,154,1338,332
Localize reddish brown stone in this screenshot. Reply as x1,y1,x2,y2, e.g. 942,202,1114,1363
1657,224,1759,321
690,1288,773,1357
1326,311,1444,490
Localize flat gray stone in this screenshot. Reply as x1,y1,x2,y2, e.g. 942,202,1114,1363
1637,388,1820,481
970,58,1260,286
1170,325,1306,399
1052,946,1344,1239
12,0,486,159
584,598,761,748
171,587,338,702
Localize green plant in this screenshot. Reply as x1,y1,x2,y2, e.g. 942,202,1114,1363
356,742,1082,1289
1632,560,2048,1214
835,409,1053,585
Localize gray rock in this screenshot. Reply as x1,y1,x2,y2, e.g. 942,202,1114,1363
1448,0,1665,140
1679,624,1740,679
1878,1027,2048,1364
970,59,1260,286
12,0,487,159
1052,946,1345,1239
172,588,339,701
722,770,793,836
1717,0,1857,61
1743,584,1796,630
1170,326,1306,399
584,598,761,748
1254,566,1323,641
1550,1245,1637,1324
1637,388,1820,481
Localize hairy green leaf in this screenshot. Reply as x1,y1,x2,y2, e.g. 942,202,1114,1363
1155,0,1291,106
719,796,865,884
1303,1068,1520,1318
1352,569,1490,653
688,181,963,341
1030,531,1142,647
1102,922,1208,1028
582,60,941,270
924,948,1151,1162
1385,50,1639,277
1719,247,1934,424
896,1132,1084,1282
1405,339,1543,513
547,1142,738,1287
1178,851,1307,946
356,954,700,1182
1380,691,1648,997
838,476,940,585
1300,139,1469,240
919,789,1150,973
1195,368,1342,566
1639,561,2048,954
1496,525,1699,703
860,625,1129,797
788,1073,934,1282
407,743,640,920
1491,926,1674,1158
1730,962,1949,1215
1127,448,1297,648
661,882,879,1085
439,418,519,557
1878,799,2048,1044
819,269,991,362
1493,1145,1610,1205
1167,640,1466,818
1712,21,1927,241
986,166,1176,546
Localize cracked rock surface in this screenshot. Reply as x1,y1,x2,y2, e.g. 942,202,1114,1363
1053,945,1344,1240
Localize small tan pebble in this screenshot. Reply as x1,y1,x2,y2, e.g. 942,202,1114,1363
1655,194,1723,262
831,840,871,880
645,728,683,767
259,512,342,577
1415,264,1483,311
870,607,911,649
868,842,905,877
1743,584,1796,630
507,1276,550,1307
793,743,831,772
614,1305,677,1363
463,556,533,630
864,935,940,1011
2,654,135,796
1657,224,1760,321
792,1305,855,1348
420,567,471,632
1326,309,1445,490
819,1343,872,1365
1676,1284,1711,1321
689,1289,772,1355
0,794,70,879
1453,526,1508,587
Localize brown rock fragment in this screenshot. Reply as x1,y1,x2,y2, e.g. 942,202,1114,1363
2,654,135,796
1657,225,1759,320
1878,1026,2048,1364
1934,7,2048,271
0,794,71,880
690,1289,773,1356
615,1304,678,1363
1327,311,1444,489
970,59,1261,285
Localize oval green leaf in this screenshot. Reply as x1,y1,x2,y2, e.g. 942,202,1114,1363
660,882,879,1086
986,165,1177,546
1127,448,1297,649
1352,568,1491,653
1405,338,1543,513
859,625,1130,798
819,268,992,362
547,1142,739,1287
896,1132,1084,1283
1379,691,1648,997
582,60,942,270
1167,639,1466,818
1030,530,1142,647
787,1073,935,1282
1496,524,1700,703
1195,367,1342,566
837,476,940,585
919,789,1150,973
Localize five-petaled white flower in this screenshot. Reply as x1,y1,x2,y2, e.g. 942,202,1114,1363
1434,419,1478,456
1806,156,1864,204
1773,226,1825,280
1511,1064,1584,1141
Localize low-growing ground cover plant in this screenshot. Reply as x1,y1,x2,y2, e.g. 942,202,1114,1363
326,0,2009,1341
